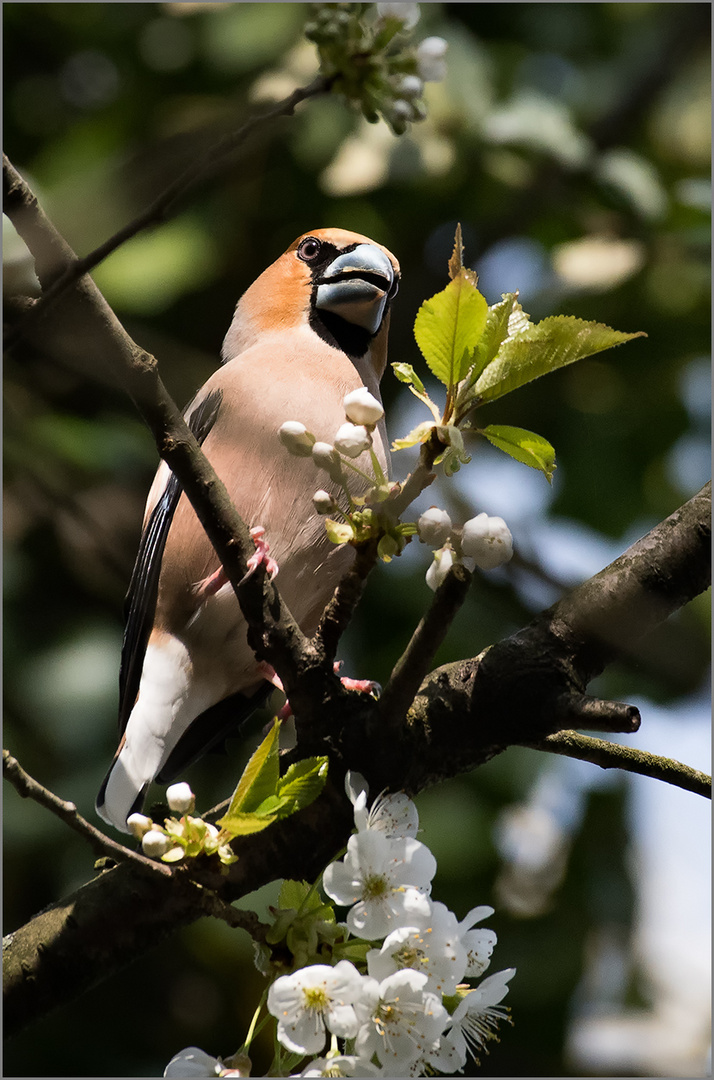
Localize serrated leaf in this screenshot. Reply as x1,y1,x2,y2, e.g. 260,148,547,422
462,293,520,391
414,271,488,388
325,519,355,544
274,756,329,818
217,719,280,825
471,317,646,404
391,420,435,451
481,424,557,483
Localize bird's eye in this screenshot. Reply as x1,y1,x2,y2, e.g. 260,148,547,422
297,237,322,262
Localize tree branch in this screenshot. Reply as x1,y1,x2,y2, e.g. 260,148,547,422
522,730,711,798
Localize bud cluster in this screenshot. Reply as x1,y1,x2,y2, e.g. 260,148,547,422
418,507,514,591
304,3,448,135
129,783,237,866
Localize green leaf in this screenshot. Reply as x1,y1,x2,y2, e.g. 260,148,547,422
391,421,435,451
217,810,277,836
217,719,280,825
471,316,646,404
279,880,314,911
325,519,355,544
481,424,557,483
392,362,426,397
463,292,521,389
274,756,329,818
414,270,488,388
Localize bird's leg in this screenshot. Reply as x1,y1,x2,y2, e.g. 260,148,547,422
333,660,381,697
193,565,229,599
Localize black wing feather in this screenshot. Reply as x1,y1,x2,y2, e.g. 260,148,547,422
117,388,224,734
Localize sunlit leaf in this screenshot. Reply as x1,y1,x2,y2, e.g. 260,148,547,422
481,424,557,482
391,420,435,451
471,317,646,404
274,756,329,817
217,719,280,825
414,270,488,388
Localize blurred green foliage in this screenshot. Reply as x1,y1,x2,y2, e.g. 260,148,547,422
3,3,710,1077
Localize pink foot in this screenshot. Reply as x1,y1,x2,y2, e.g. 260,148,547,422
333,661,381,697
193,565,229,599
242,526,279,582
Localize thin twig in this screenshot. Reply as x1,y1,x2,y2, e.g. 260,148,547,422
2,749,174,876
314,540,380,662
4,77,330,349
521,730,711,798
378,562,472,735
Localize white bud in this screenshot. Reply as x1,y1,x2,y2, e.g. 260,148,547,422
462,513,513,569
377,2,420,30
416,35,448,82
396,74,424,98
278,421,315,457
334,422,372,458
166,782,195,814
426,545,455,591
141,829,171,858
313,489,336,514
127,813,153,839
417,506,452,546
343,387,384,426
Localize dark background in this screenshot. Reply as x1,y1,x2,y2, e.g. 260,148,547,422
4,4,710,1076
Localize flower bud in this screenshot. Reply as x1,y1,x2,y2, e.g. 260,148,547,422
377,2,420,30
142,829,171,858
343,388,384,426
166,782,195,814
416,36,448,82
461,513,513,569
417,507,452,546
278,421,315,457
313,489,336,514
426,545,455,591
334,422,372,458
127,813,153,839
312,441,341,474
396,74,424,98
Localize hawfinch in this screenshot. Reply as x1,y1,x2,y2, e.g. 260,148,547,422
97,229,400,833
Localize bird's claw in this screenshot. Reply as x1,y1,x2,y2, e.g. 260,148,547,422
242,526,279,583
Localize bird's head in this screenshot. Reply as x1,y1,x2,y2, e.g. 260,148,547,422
222,228,400,377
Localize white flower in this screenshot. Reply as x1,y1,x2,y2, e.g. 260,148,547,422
461,513,513,569
376,2,420,31
322,829,435,939
346,772,419,840
127,813,153,839
459,905,497,978
431,968,516,1072
343,388,384,426
267,961,364,1056
366,900,467,996
334,422,372,458
164,1047,224,1077
298,1054,380,1077
141,829,171,858
279,420,315,457
313,489,336,514
417,507,452,547
355,969,449,1069
166,782,195,814
416,36,448,82
425,545,455,591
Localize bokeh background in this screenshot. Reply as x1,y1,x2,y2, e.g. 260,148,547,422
3,3,710,1077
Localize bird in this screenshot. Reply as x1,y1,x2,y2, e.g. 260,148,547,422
97,228,400,833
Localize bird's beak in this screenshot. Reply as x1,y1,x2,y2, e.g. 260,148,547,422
315,244,396,335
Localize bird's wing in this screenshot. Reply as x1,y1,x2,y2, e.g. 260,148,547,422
118,388,223,735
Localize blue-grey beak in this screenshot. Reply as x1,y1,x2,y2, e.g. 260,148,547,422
315,244,396,335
